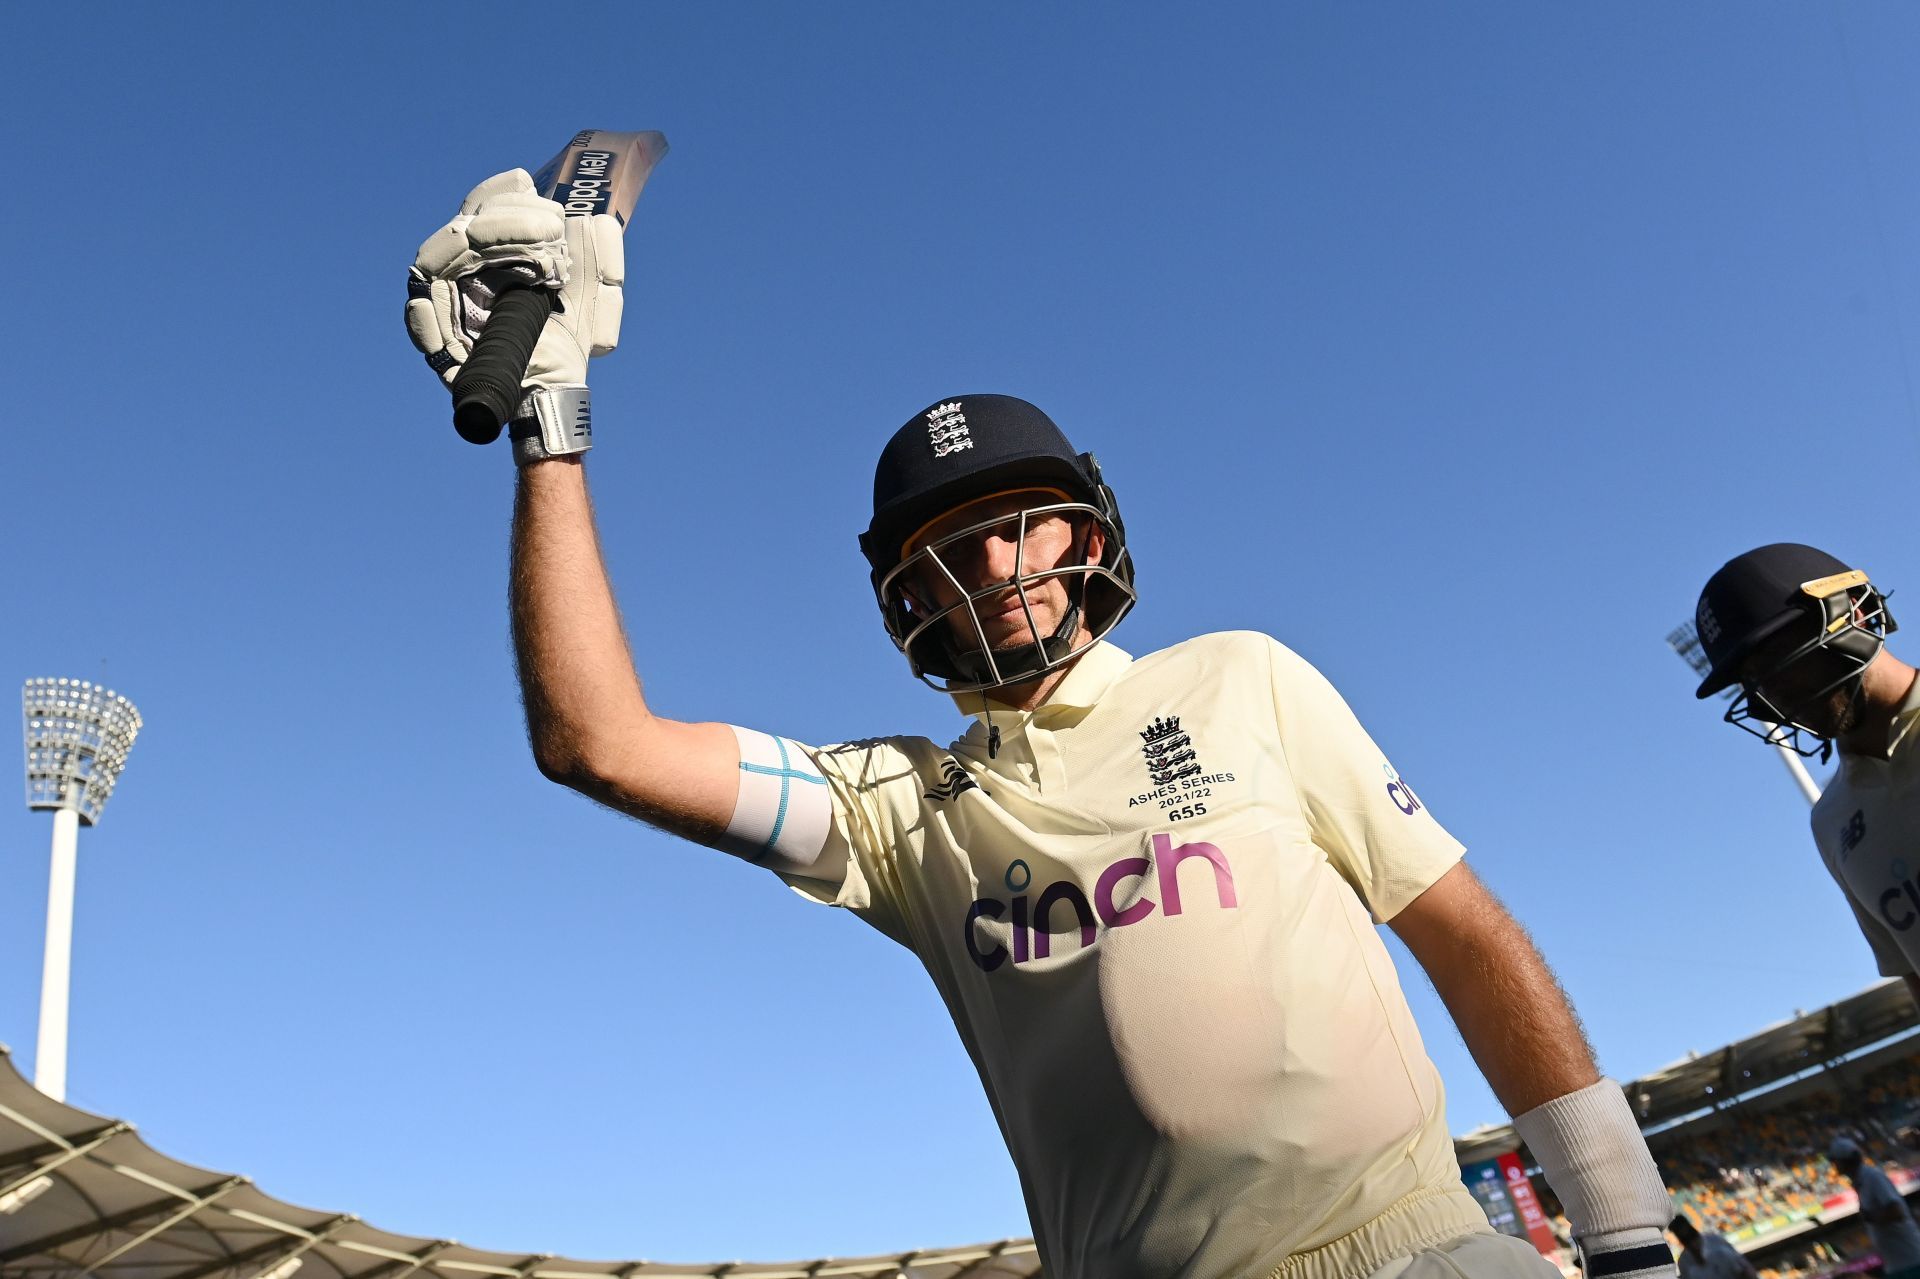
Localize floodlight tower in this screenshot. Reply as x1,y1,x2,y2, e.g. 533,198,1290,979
21,677,142,1101
1666,624,1821,805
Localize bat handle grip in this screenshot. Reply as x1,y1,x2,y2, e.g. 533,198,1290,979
451,287,558,445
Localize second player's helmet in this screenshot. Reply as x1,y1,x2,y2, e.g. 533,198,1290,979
1692,542,1896,756
859,394,1136,693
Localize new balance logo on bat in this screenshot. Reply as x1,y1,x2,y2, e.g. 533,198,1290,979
557,150,617,215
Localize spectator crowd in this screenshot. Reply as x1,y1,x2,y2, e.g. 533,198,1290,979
1526,1052,1920,1279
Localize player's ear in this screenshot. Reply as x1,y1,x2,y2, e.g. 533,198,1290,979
898,565,936,617
1082,518,1106,566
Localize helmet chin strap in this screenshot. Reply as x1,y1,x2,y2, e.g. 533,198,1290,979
948,600,1084,690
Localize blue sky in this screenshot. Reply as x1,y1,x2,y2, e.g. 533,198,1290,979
5,0,1920,1264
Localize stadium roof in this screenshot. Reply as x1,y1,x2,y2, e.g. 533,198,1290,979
0,1044,1040,1279
5,981,1915,1278
1455,977,1920,1165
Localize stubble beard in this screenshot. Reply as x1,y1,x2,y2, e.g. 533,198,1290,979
1785,684,1858,740
1826,686,1860,737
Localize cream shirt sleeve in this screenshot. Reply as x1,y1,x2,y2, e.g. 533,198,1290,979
714,727,913,947
1266,639,1466,922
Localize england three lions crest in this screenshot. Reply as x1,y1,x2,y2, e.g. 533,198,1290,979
926,401,974,458
1141,715,1202,786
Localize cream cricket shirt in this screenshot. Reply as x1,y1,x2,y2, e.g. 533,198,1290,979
1812,677,1920,979
741,632,1491,1279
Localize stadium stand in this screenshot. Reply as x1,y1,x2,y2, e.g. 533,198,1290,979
1458,981,1920,1278
1750,1223,1870,1279
1647,1050,1920,1262
4,980,1919,1279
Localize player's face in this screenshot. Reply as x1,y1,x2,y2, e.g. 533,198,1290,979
1739,624,1859,738
903,491,1103,652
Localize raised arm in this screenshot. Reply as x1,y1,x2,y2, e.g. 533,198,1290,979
510,456,739,842
406,169,855,876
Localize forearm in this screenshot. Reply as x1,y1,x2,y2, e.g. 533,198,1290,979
1394,877,1667,1271
1417,899,1599,1114
510,457,653,781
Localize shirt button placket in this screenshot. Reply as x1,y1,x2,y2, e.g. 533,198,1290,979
1029,722,1067,793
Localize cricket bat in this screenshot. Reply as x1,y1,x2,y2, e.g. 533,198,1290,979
451,129,669,444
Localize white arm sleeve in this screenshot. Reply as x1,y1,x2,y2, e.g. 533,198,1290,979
715,726,845,881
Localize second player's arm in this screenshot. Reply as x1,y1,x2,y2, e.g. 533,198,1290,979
510,457,740,840
1388,862,1600,1114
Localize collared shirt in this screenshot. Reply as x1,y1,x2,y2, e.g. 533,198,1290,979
1812,678,1920,977
1855,1163,1920,1273
753,632,1484,1279
1677,1233,1751,1279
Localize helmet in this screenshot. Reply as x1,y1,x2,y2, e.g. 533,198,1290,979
858,394,1136,692
1693,543,1896,756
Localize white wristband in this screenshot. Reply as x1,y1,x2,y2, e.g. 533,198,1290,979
1512,1079,1674,1279
509,385,593,465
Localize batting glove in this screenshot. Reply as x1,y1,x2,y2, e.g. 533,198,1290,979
405,169,625,459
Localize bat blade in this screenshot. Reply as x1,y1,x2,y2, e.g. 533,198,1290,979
530,129,669,226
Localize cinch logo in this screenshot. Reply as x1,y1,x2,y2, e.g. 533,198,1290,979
1880,858,1919,932
1384,764,1423,816
961,833,1239,972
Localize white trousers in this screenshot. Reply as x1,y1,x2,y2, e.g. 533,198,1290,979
1366,1232,1565,1279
